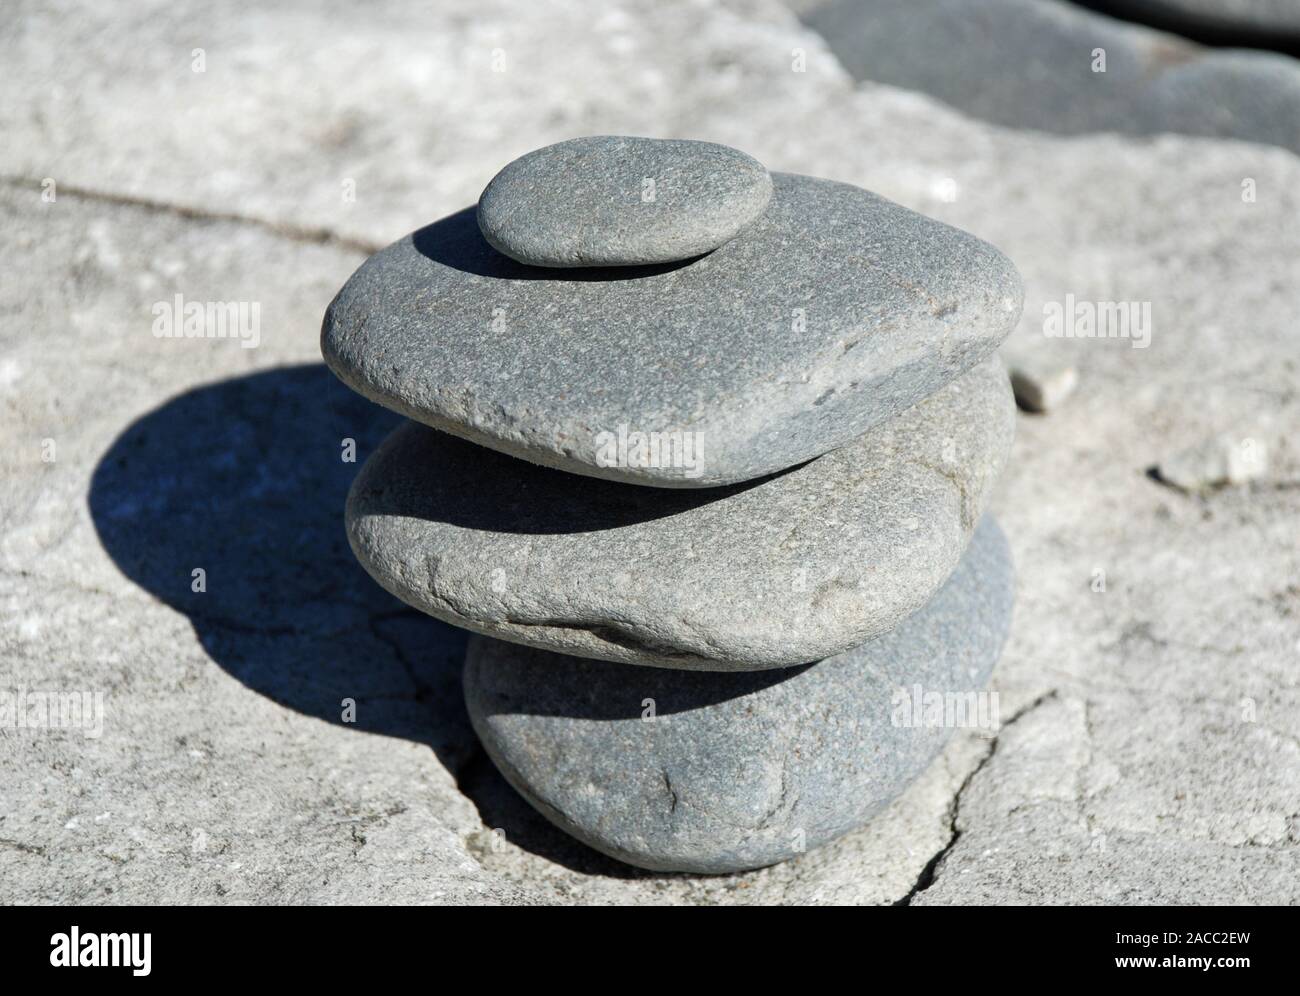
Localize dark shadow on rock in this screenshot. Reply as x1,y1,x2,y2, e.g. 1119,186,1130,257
351,421,777,536
468,641,813,720
86,363,665,877
411,207,706,281
1071,0,1300,57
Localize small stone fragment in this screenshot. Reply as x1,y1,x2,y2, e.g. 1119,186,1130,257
1154,433,1269,493
1008,361,1078,413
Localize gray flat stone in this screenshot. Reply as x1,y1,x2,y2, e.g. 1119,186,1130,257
476,136,773,267
346,355,1014,671
322,171,1022,488
464,515,1014,874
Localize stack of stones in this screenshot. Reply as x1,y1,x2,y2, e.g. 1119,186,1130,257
322,136,1023,874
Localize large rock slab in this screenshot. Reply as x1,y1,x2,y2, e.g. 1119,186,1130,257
464,515,1014,873
346,355,1014,671
476,136,773,267
323,171,1021,487
0,0,853,251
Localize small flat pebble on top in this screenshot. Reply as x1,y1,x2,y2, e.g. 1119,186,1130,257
476,136,773,267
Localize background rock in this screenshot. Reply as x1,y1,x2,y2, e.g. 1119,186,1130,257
1083,0,1300,43
797,0,1300,153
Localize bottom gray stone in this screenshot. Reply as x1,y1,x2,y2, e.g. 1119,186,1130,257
464,516,1015,874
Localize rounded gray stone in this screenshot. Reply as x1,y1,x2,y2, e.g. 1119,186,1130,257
476,136,773,267
464,515,1015,874
345,355,1015,671
322,171,1023,488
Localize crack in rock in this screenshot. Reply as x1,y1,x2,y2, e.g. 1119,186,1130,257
367,607,437,707
0,837,47,858
893,689,1060,906
0,174,380,255
662,770,678,814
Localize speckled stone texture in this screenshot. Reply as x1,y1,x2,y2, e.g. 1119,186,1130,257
464,515,1014,874
322,171,1022,488
345,355,1014,671
476,136,773,267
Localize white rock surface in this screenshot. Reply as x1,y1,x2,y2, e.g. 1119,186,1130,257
3,0,1298,904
